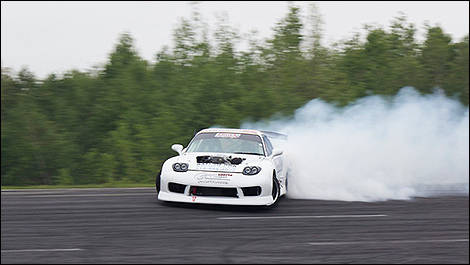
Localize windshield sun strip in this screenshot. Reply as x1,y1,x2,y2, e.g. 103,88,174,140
186,132,266,156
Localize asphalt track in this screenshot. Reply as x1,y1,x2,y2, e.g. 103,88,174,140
1,188,468,264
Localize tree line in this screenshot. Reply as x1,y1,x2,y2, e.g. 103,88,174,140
1,4,468,185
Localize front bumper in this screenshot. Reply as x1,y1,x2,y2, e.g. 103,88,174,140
158,190,274,206
157,170,274,206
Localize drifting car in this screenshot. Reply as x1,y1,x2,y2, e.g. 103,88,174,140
156,128,288,206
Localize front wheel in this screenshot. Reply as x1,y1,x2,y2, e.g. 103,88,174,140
155,172,161,193
269,176,280,208
285,170,289,194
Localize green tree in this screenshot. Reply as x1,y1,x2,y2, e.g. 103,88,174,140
420,26,455,92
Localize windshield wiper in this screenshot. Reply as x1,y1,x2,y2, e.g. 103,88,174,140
233,152,263,156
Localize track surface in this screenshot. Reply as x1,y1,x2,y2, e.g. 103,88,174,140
1,188,468,264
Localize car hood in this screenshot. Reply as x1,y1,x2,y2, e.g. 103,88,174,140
175,152,266,172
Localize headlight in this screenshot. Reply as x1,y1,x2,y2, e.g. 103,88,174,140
173,163,188,172
243,166,261,175
243,166,252,175
250,166,259,174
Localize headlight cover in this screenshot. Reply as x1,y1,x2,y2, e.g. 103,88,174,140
173,163,189,172
242,166,261,175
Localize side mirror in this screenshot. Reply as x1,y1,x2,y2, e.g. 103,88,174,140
272,149,283,157
171,144,184,155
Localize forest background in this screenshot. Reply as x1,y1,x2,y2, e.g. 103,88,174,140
2,3,468,186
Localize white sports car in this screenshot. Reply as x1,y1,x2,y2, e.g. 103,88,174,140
156,128,288,206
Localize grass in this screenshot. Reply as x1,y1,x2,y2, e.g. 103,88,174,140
1,183,155,190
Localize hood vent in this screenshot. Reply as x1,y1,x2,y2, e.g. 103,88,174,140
196,156,245,165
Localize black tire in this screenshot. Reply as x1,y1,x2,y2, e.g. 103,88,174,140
269,176,280,207
285,170,289,193
155,172,161,193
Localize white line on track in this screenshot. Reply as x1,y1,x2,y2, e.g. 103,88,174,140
308,239,469,246
1,248,84,253
217,214,388,220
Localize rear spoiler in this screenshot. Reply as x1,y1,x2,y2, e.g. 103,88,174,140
260,130,288,140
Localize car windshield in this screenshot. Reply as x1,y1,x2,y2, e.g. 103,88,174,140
186,132,265,156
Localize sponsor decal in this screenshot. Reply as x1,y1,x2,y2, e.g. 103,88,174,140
198,180,229,185
194,173,230,185
192,196,197,202
214,133,241,138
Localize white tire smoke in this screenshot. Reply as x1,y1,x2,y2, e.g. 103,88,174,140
242,87,469,202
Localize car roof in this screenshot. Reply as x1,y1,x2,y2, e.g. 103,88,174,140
198,128,264,137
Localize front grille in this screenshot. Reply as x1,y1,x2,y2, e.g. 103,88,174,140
168,182,186,193
190,186,238,197
242,186,262,196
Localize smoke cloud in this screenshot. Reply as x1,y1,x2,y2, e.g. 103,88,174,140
242,87,469,202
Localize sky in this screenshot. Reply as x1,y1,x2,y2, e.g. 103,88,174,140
2,1,469,79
